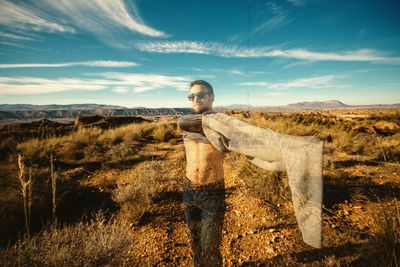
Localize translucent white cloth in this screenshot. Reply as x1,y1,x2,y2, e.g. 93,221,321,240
202,112,323,248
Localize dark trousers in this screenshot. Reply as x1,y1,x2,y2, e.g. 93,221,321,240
183,178,226,267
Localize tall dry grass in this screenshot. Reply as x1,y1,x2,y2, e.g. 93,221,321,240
112,160,168,223
50,154,57,227
152,122,177,142
17,154,31,239
359,198,400,266
240,111,399,161
0,213,132,267
16,120,177,164
239,159,290,207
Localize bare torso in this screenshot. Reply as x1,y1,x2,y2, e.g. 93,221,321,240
184,138,225,185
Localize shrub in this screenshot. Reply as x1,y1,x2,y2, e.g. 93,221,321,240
17,139,53,162
152,122,176,142
239,159,290,207
0,213,132,267
359,199,400,266
112,161,167,223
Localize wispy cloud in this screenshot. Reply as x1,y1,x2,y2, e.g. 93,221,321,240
240,75,347,90
190,67,246,77
0,60,138,68
100,72,189,93
0,0,75,33
0,72,189,95
112,87,129,93
358,29,367,38
0,0,166,46
0,77,105,95
252,1,292,34
42,0,166,37
0,31,33,41
286,0,305,7
136,41,400,64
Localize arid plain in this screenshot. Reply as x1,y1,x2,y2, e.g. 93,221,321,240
0,108,399,266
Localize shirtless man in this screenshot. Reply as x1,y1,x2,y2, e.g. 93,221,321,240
178,80,226,267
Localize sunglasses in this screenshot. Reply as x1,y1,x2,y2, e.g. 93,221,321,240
188,92,209,101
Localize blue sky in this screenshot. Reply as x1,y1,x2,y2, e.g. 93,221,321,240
0,0,399,108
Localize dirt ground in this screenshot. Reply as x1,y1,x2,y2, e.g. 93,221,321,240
105,141,399,266
1,109,399,266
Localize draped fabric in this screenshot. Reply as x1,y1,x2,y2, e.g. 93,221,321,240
202,112,323,248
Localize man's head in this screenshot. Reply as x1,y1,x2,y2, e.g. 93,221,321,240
188,80,214,113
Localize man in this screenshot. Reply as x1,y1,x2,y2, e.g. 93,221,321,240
178,80,323,266
177,80,226,266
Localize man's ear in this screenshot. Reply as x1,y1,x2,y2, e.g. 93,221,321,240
210,94,215,102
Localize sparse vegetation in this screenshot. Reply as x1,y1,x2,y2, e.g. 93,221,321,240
0,213,132,267
17,154,31,239
0,110,399,266
112,160,168,223
239,159,290,207
358,198,400,266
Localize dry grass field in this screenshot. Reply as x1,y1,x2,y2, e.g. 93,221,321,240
0,109,399,266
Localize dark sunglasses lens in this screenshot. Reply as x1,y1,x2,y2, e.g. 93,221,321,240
188,93,208,101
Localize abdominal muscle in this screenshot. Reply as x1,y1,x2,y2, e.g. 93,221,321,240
184,138,225,185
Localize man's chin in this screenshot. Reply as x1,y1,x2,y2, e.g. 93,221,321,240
192,107,211,114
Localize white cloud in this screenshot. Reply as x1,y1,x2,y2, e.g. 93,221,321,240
0,72,190,95
0,60,138,68
252,1,292,34
240,75,347,90
266,92,292,96
0,31,33,40
358,29,367,38
113,87,129,93
0,77,105,94
136,41,400,64
100,72,189,92
0,0,166,44
230,69,247,76
287,0,305,6
0,0,75,33
42,0,165,37
0,41,44,51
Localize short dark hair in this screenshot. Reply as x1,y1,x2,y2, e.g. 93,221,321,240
189,80,214,96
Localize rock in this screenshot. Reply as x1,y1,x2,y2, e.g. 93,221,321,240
271,236,281,242
265,246,275,254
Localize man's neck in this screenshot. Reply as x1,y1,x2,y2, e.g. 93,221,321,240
192,108,213,114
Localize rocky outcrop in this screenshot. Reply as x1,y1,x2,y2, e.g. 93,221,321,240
0,108,192,120
74,115,150,129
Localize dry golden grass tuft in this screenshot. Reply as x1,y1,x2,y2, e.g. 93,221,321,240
0,213,132,267
359,199,400,266
239,159,290,207
239,111,400,162
152,122,177,142
112,160,169,223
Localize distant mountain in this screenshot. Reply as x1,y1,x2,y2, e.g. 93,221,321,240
217,104,253,109
0,107,192,120
286,100,349,109
0,103,127,110
0,101,399,121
